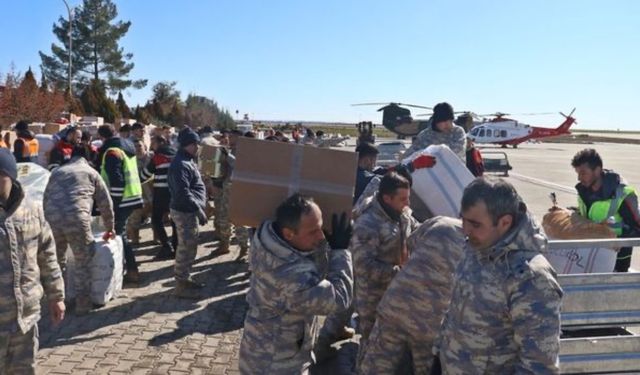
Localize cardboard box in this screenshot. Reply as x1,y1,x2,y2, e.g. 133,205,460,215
2,131,17,150
28,123,44,134
44,122,67,135
199,137,225,178
229,137,357,229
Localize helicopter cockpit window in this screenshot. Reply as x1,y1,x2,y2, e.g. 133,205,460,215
471,128,479,136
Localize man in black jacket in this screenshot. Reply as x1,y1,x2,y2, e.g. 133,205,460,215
97,125,144,284
168,127,208,298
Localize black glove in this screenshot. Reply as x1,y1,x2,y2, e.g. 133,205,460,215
430,354,442,375
197,209,208,226
325,212,352,250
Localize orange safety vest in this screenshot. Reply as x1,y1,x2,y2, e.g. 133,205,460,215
17,137,39,157
0,139,6,148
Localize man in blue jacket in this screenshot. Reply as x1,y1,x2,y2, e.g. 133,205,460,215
168,127,208,299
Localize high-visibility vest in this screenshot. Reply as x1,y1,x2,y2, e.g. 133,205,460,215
100,147,143,207
578,185,635,236
17,137,39,158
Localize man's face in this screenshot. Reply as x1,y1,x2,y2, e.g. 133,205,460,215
436,120,454,132
461,200,512,251
184,143,199,157
360,155,377,171
133,129,144,139
0,172,12,202
283,203,325,252
382,188,410,213
574,164,602,189
68,129,82,145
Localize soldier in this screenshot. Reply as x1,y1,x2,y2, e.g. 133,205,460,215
168,127,208,299
404,102,467,160
0,148,65,373
97,124,144,284
43,146,115,315
360,216,465,374
141,135,177,260
239,194,353,374
351,172,419,366
433,177,563,374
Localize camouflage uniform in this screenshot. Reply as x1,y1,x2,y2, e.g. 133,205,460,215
43,157,114,301
219,156,250,254
351,194,418,361
239,221,353,374
436,210,563,375
403,124,466,160
0,182,65,373
171,210,199,281
360,216,465,375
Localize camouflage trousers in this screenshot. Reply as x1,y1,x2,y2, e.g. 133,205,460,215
215,181,250,250
0,325,38,375
171,209,199,282
126,184,153,242
360,316,435,375
50,221,95,299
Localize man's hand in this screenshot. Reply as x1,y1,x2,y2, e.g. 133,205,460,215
411,154,436,170
325,213,352,250
197,209,208,226
102,230,116,242
49,300,65,326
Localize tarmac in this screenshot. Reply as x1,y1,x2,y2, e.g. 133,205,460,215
34,139,640,374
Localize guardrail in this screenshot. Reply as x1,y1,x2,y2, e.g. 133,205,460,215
553,237,640,374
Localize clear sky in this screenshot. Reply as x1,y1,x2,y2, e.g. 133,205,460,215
1,0,639,129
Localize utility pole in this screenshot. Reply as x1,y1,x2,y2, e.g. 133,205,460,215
62,0,73,98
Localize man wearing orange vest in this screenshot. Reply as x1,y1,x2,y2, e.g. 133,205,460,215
12,120,39,163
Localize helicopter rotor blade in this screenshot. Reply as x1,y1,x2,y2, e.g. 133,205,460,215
351,102,432,110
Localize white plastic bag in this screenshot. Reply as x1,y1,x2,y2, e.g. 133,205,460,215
545,246,617,274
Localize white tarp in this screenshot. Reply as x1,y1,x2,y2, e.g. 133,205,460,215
64,234,124,305
16,162,50,204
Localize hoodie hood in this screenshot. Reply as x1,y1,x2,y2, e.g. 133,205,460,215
251,221,319,267
97,136,136,164
480,203,547,262
576,169,624,202
156,144,176,158
16,129,35,140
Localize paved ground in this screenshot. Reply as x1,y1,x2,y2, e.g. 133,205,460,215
35,139,640,374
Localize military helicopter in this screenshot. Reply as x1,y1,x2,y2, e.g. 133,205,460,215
466,109,577,148
351,102,476,139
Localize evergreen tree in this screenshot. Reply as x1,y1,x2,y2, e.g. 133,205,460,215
40,71,49,93
116,91,131,118
134,105,150,124
80,80,117,122
39,0,147,94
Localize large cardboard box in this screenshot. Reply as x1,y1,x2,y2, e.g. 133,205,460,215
44,122,67,135
229,137,357,229
199,137,225,178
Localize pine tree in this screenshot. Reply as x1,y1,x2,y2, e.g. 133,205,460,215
80,80,117,122
39,0,147,94
116,91,131,118
40,71,49,93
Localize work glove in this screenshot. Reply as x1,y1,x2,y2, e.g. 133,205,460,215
325,213,352,250
197,209,208,226
408,154,436,172
102,230,116,242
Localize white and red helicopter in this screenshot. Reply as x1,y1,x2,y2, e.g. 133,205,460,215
466,109,577,148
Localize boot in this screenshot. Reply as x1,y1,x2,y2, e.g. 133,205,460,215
123,269,140,285
127,228,140,245
218,241,230,255
235,246,249,262
75,296,93,316
174,279,205,299
154,244,176,261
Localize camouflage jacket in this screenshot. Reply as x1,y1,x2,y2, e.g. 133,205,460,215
240,221,353,374
376,217,465,338
0,181,65,333
437,210,563,375
351,194,418,316
404,124,466,160
43,156,114,230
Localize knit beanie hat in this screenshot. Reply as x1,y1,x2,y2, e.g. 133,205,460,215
0,148,18,181
431,102,455,130
178,127,200,147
